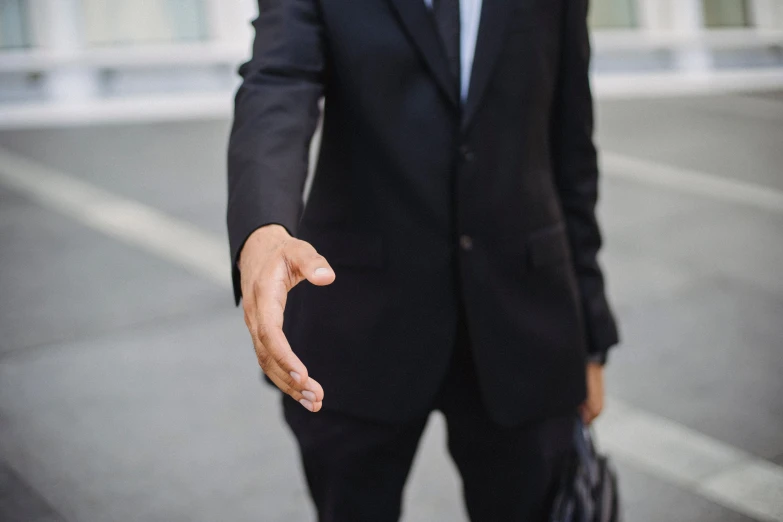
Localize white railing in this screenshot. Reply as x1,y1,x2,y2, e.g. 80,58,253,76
0,0,256,100
0,0,781,121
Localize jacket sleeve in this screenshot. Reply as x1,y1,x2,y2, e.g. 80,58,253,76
550,0,619,355
227,0,327,304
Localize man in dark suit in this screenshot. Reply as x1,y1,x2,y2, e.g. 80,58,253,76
228,0,619,519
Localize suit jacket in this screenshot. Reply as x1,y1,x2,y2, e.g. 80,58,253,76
227,0,619,426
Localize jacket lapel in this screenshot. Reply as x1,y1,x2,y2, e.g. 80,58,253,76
462,0,516,131
387,0,460,108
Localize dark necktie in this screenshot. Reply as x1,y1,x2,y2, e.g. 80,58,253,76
433,0,461,85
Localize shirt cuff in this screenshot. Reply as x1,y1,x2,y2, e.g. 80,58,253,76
587,351,609,365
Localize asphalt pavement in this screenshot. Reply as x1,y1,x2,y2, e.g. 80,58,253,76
0,91,781,521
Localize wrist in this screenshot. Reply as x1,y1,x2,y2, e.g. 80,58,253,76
252,224,291,241
239,224,292,271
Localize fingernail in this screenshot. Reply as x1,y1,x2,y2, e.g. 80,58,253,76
299,398,314,412
290,371,302,383
301,390,317,402
314,267,331,276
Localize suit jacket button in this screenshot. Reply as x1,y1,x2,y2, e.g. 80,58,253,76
459,235,474,251
460,145,476,162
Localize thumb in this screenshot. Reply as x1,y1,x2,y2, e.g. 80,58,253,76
288,241,336,287
308,264,336,286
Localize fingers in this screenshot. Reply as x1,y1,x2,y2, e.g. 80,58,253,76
579,401,603,425
287,241,335,287
261,349,325,403
266,367,325,413
582,362,605,425
249,321,324,412
579,405,589,425
255,321,307,381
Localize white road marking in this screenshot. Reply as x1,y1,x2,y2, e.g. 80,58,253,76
0,94,234,130
602,152,783,214
1,145,782,520
702,460,783,522
593,68,783,100
0,147,230,288
597,399,783,522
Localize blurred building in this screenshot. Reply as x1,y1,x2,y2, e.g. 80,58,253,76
0,0,782,126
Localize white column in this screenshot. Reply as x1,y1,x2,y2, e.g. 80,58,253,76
749,0,783,29
204,0,255,46
28,0,100,102
671,0,711,72
204,0,230,42
637,0,673,32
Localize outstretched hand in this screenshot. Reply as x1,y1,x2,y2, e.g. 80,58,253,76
239,225,335,412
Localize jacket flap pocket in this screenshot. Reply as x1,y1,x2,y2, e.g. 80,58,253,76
527,224,570,268
308,230,384,268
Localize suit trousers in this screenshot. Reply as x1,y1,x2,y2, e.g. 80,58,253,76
282,319,574,522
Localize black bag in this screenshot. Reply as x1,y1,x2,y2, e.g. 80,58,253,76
550,419,622,522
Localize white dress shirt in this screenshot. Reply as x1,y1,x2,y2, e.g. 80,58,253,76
423,0,483,102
